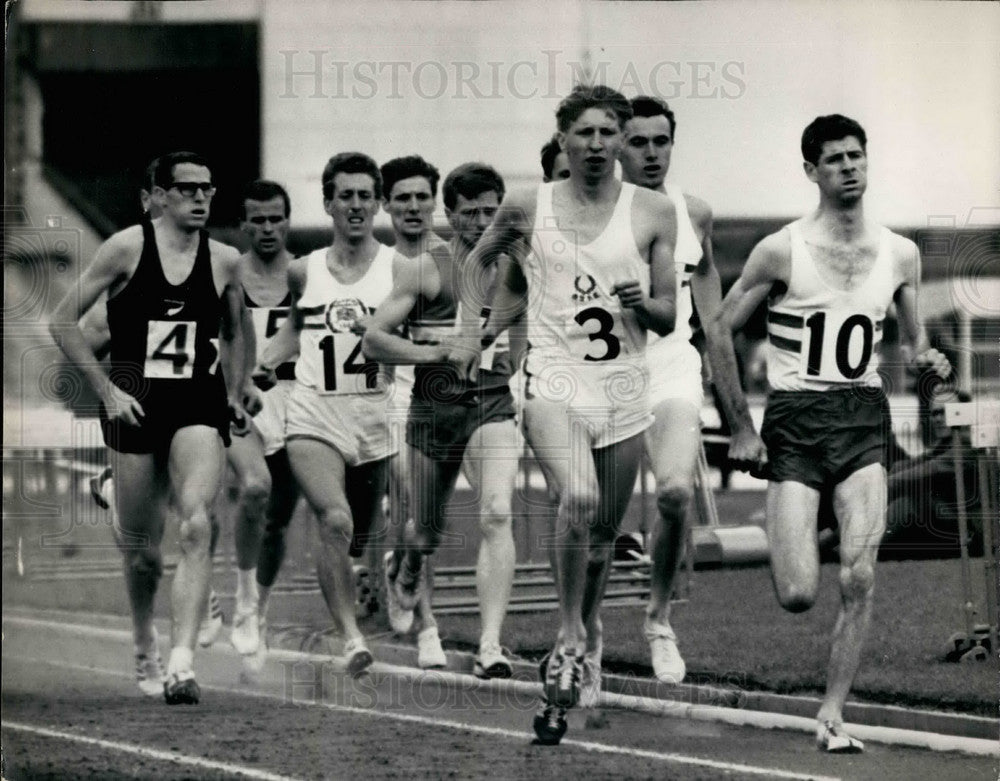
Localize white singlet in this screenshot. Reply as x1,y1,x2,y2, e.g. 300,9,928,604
522,181,652,448
646,184,704,408
766,221,895,392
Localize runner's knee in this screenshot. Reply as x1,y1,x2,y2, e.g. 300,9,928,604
561,488,599,531
177,508,213,551
840,560,875,603
479,492,512,539
316,506,353,545
239,469,272,507
777,582,816,613
124,547,163,579
656,482,693,518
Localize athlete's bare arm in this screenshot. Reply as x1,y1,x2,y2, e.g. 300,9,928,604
892,235,950,378
78,295,111,359
625,188,677,336
362,249,446,365
710,231,790,471
49,227,146,424
688,197,766,467
214,246,250,429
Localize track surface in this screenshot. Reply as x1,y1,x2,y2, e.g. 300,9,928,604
3,616,996,781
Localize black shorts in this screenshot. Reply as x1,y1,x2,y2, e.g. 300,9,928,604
760,388,890,491
406,388,515,462
100,381,231,455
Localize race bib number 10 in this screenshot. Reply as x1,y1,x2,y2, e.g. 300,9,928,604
145,320,196,378
799,309,875,382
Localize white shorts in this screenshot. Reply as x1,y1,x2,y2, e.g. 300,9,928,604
253,381,292,457
647,339,704,409
285,382,397,466
387,365,414,451
524,353,652,449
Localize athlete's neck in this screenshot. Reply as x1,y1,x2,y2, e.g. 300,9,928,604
623,175,666,195
331,234,379,266
151,216,200,253
814,198,867,242
394,232,439,259
449,236,475,268
569,174,620,204
247,248,291,278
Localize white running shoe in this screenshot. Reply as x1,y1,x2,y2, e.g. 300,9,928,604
579,642,603,708
474,642,513,679
197,589,224,648
382,551,414,634
135,627,166,697
343,635,373,676
243,617,268,674
645,618,686,684
417,626,446,669
816,721,864,753
231,603,260,655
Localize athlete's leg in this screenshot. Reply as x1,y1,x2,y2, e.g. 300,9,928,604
166,425,226,672
817,462,886,732
113,451,169,652
225,429,271,652
256,448,300,618
644,399,700,625
287,438,369,652
462,419,519,651
766,480,822,612
522,398,598,657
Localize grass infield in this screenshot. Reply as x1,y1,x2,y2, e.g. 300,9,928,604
435,557,995,718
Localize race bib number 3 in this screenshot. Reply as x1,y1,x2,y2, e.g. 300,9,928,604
799,309,875,382
567,306,624,362
145,320,196,378
318,333,379,395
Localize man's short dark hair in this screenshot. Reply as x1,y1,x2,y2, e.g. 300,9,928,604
629,95,677,140
242,179,291,219
321,152,382,200
380,155,441,200
540,135,562,180
442,163,505,211
801,114,868,165
555,84,632,132
152,151,211,189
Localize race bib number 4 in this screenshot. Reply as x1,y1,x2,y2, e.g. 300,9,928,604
145,320,197,378
799,309,876,382
318,333,379,395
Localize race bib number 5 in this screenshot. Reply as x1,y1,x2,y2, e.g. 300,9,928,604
145,320,196,378
567,306,624,362
799,309,876,382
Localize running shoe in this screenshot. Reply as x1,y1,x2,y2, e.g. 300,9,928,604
382,551,414,634
532,700,568,746
474,642,513,679
645,618,686,684
542,645,583,709
89,466,114,510
816,721,864,753
417,626,447,669
135,628,166,697
163,671,200,705
579,641,603,709
197,589,224,648
343,635,374,676
231,604,260,656
243,617,268,674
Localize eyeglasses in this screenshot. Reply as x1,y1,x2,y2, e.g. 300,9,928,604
169,182,217,198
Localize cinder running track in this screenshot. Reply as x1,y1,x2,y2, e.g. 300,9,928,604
3,614,995,781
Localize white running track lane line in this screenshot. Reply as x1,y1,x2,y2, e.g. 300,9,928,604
2,720,302,781
6,614,999,757
5,654,838,781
